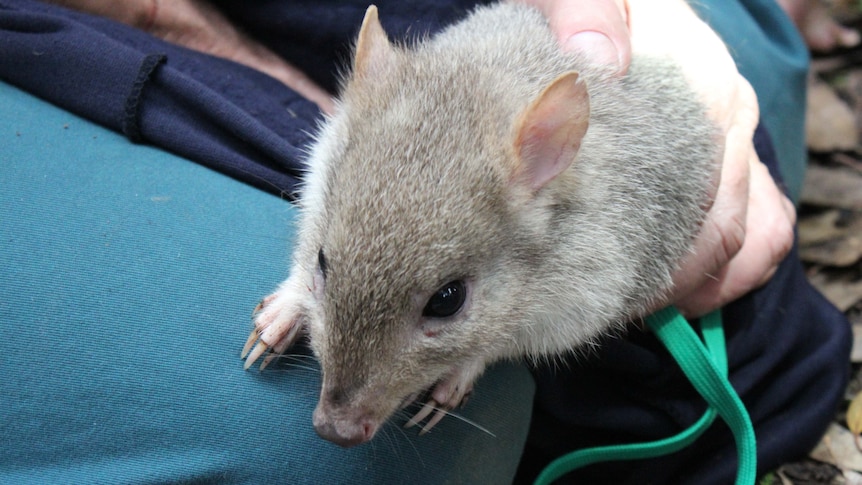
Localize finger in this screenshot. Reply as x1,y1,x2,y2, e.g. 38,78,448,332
666,73,759,299
735,158,795,289
521,0,631,72
676,157,795,316
669,118,753,301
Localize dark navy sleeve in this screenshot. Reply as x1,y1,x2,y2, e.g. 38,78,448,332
0,0,320,198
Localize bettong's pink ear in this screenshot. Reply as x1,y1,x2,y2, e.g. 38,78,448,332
512,71,590,192
353,5,396,80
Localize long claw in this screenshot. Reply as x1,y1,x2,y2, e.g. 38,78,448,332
420,408,448,435
399,392,420,410
241,328,260,359
260,352,279,371
243,341,269,370
252,294,277,316
404,400,436,429
252,299,265,315
271,324,300,355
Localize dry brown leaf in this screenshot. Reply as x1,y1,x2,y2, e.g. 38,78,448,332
807,78,860,152
799,209,846,246
807,271,862,311
810,423,862,472
802,165,862,209
798,205,862,267
800,236,862,266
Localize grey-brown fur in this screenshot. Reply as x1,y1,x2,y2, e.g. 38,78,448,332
244,2,718,447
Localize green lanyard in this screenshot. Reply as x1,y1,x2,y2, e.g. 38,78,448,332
534,307,757,485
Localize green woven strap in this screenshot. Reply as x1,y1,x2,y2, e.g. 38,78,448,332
534,307,756,485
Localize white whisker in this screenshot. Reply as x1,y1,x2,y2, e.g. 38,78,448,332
403,401,496,438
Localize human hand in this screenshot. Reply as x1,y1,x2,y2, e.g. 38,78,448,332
627,0,796,317
525,0,796,317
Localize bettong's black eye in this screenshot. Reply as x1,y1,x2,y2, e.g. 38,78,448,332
422,280,466,318
318,248,327,279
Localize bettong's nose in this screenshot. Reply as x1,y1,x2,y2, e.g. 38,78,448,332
312,403,376,447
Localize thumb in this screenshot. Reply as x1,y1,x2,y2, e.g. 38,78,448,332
523,0,631,73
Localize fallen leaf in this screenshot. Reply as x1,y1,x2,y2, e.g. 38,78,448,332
807,271,862,311
811,423,862,472
800,236,862,266
799,209,846,246
807,78,859,152
798,206,862,266
801,165,862,210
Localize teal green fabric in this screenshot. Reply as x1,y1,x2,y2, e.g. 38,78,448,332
693,0,810,202
0,82,534,484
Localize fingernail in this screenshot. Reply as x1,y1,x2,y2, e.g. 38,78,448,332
564,31,621,69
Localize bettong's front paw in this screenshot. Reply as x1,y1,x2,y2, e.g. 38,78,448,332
241,281,306,370
403,359,484,434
